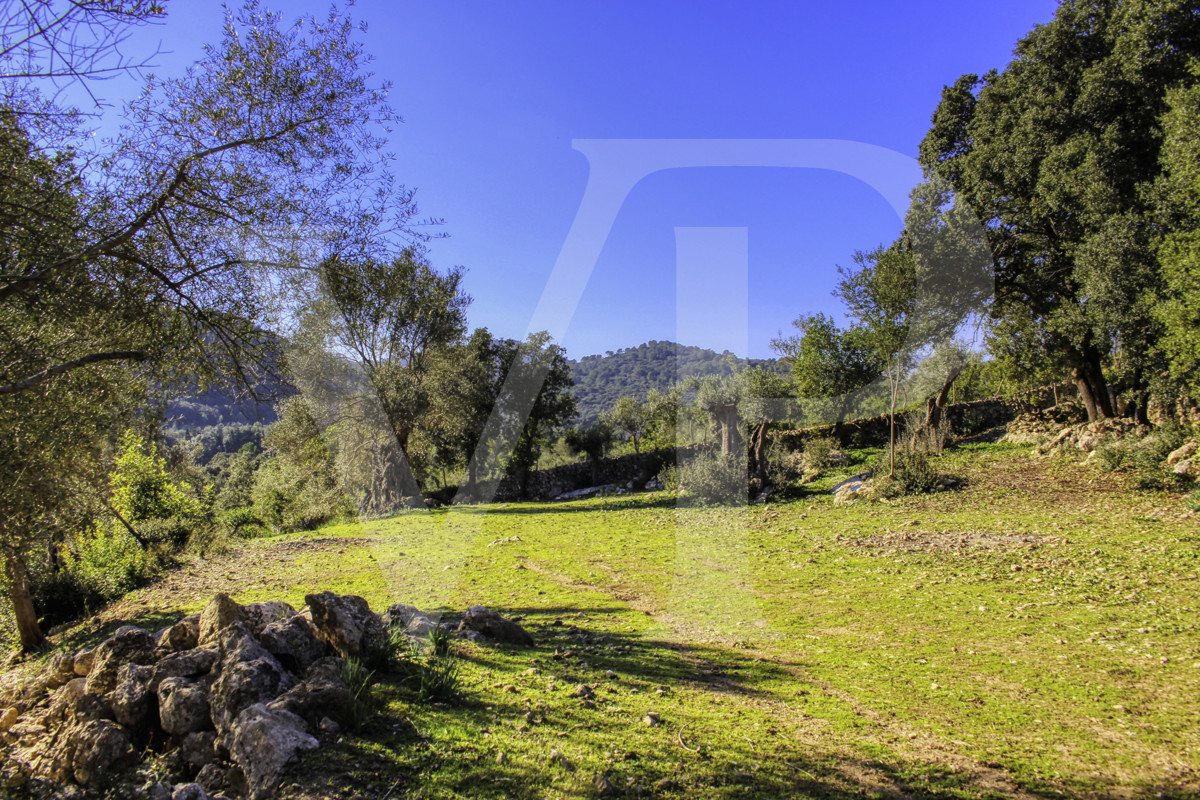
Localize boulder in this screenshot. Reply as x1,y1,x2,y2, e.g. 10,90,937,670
158,615,201,651
177,730,217,769
456,606,534,646
241,602,297,636
72,647,95,677
266,657,351,727
198,595,245,646
1168,440,1198,465
1173,458,1193,476
304,592,386,661
73,692,114,723
172,783,211,800
226,704,318,800
109,663,155,729
154,647,219,688
382,603,439,639
210,625,293,736
158,677,212,737
258,615,327,672
68,719,134,785
85,627,157,695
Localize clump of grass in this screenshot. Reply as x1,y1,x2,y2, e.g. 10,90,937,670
382,623,462,703
1186,489,1200,513
338,657,377,732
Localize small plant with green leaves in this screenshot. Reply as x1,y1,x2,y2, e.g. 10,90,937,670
426,625,452,657
337,657,377,732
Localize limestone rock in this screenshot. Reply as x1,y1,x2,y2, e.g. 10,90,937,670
304,592,386,662
159,677,212,736
258,615,327,672
172,782,211,800
109,663,155,730
1167,439,1198,465
85,627,157,695
382,603,439,639
457,606,534,646
72,647,95,676
154,647,219,688
177,730,217,769
210,625,293,736
68,719,134,785
266,657,351,728
0,705,17,731
241,602,297,636
158,614,201,651
198,595,245,646
227,703,318,800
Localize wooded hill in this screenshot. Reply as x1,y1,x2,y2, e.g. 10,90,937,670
569,340,783,423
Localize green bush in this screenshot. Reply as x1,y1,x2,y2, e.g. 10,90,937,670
1186,489,1200,513
61,525,146,604
1127,426,1187,489
870,450,943,498
802,435,837,470
676,451,746,505
657,464,680,494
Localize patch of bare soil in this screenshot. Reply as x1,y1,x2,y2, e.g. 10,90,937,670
852,528,1061,553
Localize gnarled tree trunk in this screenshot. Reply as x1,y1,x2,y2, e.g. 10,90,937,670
6,553,48,652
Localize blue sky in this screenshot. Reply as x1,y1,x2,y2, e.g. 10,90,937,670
106,0,1060,359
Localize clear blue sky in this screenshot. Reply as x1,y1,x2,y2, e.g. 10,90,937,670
107,0,1060,359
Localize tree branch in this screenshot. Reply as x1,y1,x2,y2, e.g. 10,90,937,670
0,349,146,395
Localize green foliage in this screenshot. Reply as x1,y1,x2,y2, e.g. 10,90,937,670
657,464,680,494
675,452,746,506
252,399,353,533
337,657,378,732
802,436,838,471
1186,490,1200,513
1097,426,1187,490
62,526,147,604
869,450,942,498
772,313,882,426
569,340,782,425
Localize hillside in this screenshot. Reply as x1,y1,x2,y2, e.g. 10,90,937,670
569,340,784,423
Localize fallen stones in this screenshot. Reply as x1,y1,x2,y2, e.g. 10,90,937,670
109,664,155,729
304,592,387,662
158,677,212,737
457,605,534,646
198,594,244,646
227,704,318,800
257,615,325,673
84,627,157,695
3,591,526,799
158,615,201,651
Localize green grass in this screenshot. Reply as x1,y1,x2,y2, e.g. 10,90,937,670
52,442,1200,798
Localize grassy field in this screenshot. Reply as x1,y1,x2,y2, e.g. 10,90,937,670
69,442,1200,799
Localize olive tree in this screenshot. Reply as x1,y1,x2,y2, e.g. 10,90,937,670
1,3,425,650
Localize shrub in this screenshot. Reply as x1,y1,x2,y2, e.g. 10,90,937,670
1127,425,1187,489
901,410,953,455
384,626,462,703
676,451,746,505
870,450,942,498
801,435,837,470
61,525,146,604
657,465,680,494
1187,489,1200,513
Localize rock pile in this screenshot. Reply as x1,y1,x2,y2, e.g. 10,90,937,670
1003,405,1148,458
1,593,532,799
